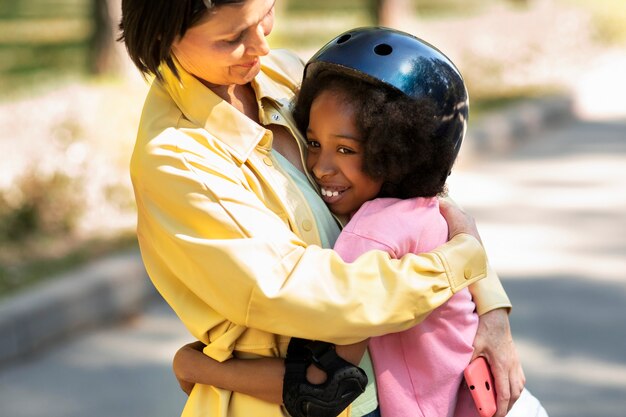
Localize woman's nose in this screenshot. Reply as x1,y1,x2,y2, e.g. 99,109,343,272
246,24,270,56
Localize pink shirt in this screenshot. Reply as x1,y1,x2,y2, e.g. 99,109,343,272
334,197,479,417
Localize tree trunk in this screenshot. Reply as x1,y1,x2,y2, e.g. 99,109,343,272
89,0,123,75
375,0,414,28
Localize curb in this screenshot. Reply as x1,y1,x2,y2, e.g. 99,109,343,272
0,94,575,369
465,95,575,157
0,249,157,368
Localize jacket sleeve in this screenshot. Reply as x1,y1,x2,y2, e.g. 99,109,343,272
469,263,512,315
131,127,489,345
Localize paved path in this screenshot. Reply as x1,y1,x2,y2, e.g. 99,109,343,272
1,117,625,417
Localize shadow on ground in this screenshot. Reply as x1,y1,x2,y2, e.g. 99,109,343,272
504,275,626,417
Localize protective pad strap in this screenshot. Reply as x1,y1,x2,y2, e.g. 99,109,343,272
283,338,368,417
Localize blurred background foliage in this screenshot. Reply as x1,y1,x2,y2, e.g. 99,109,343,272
1,0,625,296
0,0,109,93
2,0,625,94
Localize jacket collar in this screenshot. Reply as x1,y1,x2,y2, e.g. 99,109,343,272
160,57,293,164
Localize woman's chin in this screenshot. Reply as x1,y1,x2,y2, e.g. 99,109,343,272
233,63,262,83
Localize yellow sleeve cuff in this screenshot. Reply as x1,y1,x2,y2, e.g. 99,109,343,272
431,233,488,293
469,262,512,315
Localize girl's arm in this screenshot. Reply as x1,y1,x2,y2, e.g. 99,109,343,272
173,340,370,400
173,341,285,403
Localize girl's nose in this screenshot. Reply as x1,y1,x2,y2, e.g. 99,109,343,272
311,154,336,180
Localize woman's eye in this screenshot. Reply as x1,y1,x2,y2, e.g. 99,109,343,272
225,32,244,44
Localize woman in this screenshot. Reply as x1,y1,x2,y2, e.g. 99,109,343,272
119,1,524,417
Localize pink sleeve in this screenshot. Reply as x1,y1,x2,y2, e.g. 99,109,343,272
333,198,442,262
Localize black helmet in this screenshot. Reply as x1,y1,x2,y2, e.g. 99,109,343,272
303,27,468,165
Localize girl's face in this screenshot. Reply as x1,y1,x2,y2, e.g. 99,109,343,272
305,89,384,216
172,0,275,87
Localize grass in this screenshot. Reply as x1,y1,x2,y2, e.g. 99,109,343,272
470,96,529,119
469,83,566,118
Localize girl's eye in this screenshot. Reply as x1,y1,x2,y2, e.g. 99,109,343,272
338,147,356,155
306,140,320,149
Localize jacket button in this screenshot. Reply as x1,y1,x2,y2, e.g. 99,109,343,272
263,157,273,166
302,219,313,231
464,269,473,280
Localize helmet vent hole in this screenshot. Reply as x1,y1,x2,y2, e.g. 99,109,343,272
374,43,393,56
336,34,351,44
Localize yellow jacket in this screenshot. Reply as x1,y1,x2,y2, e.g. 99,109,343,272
130,50,511,417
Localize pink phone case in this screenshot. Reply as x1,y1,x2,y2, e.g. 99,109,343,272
464,357,497,417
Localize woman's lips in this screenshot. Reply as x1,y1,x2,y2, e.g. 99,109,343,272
237,59,259,68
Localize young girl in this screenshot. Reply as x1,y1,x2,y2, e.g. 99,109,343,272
286,27,478,417
173,27,523,417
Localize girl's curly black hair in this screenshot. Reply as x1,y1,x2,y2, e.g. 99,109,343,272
294,71,459,199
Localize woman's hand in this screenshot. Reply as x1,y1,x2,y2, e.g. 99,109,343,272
472,309,526,417
438,197,482,243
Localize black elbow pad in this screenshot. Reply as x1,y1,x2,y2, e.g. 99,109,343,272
283,338,368,417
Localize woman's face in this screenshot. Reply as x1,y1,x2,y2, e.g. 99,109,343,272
172,0,275,87
305,89,383,217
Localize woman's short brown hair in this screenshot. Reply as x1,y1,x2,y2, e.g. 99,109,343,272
118,0,244,80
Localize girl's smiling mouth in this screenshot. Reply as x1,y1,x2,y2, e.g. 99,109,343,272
320,186,347,203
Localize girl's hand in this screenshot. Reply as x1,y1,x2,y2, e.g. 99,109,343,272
472,309,526,417
438,197,482,243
